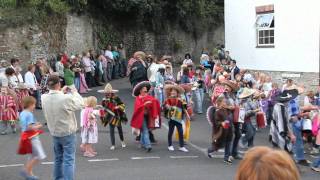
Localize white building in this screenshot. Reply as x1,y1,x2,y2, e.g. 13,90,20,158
225,0,320,73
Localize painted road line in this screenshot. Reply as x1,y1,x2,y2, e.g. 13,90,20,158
0,164,23,168
170,155,199,159
162,123,207,156
131,156,160,160
88,158,119,162
41,162,54,165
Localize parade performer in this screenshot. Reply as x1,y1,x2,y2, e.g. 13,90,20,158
18,96,46,180
99,83,127,150
80,96,99,157
0,86,18,135
207,96,233,164
239,88,259,148
221,80,242,159
269,89,297,152
131,81,161,152
177,84,193,141
164,84,190,152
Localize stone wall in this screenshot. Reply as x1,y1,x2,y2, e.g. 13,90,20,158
250,70,319,91
0,16,67,67
123,25,225,64
66,14,95,55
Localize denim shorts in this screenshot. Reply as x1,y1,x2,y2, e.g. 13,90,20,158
31,136,46,160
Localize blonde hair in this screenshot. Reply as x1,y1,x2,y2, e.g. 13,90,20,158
22,96,36,109
84,96,97,108
235,146,300,180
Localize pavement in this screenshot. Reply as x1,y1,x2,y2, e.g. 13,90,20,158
0,78,318,180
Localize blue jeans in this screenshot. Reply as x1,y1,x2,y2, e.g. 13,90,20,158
74,77,80,92
53,134,76,180
107,62,113,80
112,61,120,79
313,156,320,167
140,117,151,148
193,88,204,113
291,121,305,161
224,140,232,161
154,88,164,105
242,121,256,147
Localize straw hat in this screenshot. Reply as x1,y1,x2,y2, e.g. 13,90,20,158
132,81,151,97
239,88,256,99
285,85,304,95
165,84,185,95
98,83,119,94
133,51,146,60
276,89,298,102
221,80,238,92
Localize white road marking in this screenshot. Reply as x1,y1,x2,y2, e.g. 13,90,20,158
131,156,160,160
170,155,198,159
88,158,119,162
162,123,207,156
0,164,23,168
41,162,54,165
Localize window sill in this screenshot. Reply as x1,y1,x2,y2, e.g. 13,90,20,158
256,45,275,48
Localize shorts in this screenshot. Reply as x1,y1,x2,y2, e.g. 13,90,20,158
30,136,46,160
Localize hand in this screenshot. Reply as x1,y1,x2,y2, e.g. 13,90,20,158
165,104,171,109
290,134,296,144
61,86,69,94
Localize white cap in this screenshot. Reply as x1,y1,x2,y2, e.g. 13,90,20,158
70,55,76,59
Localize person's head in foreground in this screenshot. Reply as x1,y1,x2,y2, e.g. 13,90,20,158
235,146,300,180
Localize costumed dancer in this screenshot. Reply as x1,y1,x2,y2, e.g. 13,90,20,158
207,96,233,164
99,83,128,150
0,86,18,135
269,89,297,152
80,96,99,157
238,88,259,148
17,96,46,179
164,84,190,152
221,80,242,159
177,84,193,141
131,81,161,152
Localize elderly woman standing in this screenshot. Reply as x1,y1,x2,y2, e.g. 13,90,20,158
127,51,148,87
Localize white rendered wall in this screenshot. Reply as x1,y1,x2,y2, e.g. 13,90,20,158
225,0,319,72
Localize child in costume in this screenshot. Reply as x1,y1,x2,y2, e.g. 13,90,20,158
0,86,18,135
18,96,46,179
80,96,99,157
99,83,127,150
131,81,161,152
164,84,190,152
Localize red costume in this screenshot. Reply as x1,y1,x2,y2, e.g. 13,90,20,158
17,130,43,155
131,95,161,130
0,94,18,122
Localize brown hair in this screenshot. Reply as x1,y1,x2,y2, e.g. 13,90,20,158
27,64,35,71
235,146,300,180
22,96,36,109
306,90,314,98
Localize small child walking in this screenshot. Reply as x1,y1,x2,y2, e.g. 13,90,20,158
80,96,99,157
164,84,190,152
18,96,46,180
99,83,128,150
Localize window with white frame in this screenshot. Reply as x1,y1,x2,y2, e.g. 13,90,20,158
256,13,274,47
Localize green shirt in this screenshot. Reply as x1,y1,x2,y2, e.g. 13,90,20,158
64,68,75,86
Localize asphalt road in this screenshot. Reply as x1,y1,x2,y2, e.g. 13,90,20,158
0,78,318,180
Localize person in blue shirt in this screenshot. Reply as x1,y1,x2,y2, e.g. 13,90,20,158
18,96,46,180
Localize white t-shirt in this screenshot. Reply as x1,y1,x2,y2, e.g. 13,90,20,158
148,63,161,82
104,50,114,60
24,71,38,89
183,59,193,65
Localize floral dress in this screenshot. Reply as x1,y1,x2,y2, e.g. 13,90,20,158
80,107,99,144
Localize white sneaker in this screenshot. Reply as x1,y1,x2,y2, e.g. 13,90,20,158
179,147,189,152
168,146,175,151
121,142,126,148
110,146,115,150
